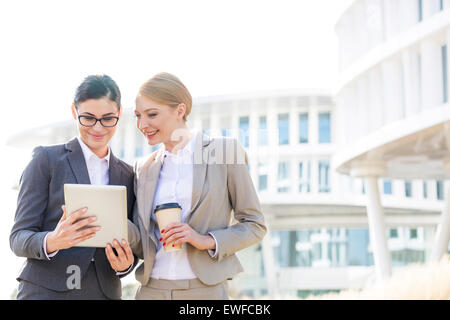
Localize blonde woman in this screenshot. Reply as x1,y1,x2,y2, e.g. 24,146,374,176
131,72,266,300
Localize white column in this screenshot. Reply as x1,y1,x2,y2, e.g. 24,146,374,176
351,161,392,280
431,158,450,261
260,223,280,298
420,39,442,109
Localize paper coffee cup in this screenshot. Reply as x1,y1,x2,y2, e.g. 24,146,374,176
155,203,182,252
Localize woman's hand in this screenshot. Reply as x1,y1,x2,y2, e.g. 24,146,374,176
105,239,134,272
160,223,216,251
46,205,100,253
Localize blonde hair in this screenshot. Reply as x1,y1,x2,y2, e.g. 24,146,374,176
139,72,192,121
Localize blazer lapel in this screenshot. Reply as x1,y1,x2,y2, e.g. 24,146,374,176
108,152,122,186
139,150,163,234
187,133,210,224
65,138,91,185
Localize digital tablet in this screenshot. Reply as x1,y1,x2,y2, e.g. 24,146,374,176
63,184,128,248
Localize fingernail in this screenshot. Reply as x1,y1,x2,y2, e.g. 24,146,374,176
122,239,126,244
172,244,174,247
161,229,165,233
159,237,162,241
163,243,166,246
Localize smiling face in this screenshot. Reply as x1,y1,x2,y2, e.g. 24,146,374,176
134,94,186,150
71,98,121,158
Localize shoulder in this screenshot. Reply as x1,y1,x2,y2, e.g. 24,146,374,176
30,142,68,162
134,149,159,175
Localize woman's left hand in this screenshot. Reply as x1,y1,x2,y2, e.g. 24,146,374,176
161,223,215,251
105,239,134,272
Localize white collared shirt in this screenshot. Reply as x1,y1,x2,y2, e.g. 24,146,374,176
150,131,197,280
43,137,110,259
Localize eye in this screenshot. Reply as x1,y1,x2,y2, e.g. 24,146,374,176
134,114,141,118
147,113,157,117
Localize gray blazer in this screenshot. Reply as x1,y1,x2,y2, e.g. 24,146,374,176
10,138,136,299
131,133,266,287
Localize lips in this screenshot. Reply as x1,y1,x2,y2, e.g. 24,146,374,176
89,133,106,140
144,130,159,138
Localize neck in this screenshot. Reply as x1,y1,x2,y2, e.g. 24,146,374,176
163,125,193,154
91,146,109,159
79,136,109,158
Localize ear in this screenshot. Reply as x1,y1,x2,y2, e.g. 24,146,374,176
71,103,77,120
177,103,186,121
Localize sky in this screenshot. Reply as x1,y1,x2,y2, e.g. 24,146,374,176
0,0,354,299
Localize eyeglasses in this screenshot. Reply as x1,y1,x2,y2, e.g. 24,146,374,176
77,114,119,127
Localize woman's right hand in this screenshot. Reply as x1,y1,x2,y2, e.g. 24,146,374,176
46,205,100,253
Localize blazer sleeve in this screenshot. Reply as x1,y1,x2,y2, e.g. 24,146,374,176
9,146,52,260
127,160,143,260
208,140,267,262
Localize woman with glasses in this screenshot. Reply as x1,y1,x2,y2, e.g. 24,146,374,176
130,72,266,300
10,75,139,300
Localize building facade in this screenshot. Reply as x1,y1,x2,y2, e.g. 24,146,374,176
8,86,446,298
334,0,450,283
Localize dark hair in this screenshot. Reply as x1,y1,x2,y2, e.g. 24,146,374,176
74,74,121,110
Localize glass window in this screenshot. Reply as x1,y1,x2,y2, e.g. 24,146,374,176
299,113,308,143
258,175,267,191
202,118,210,136
221,129,229,137
389,229,398,238
440,0,444,11
410,229,418,239
383,180,392,195
318,160,330,193
278,114,289,145
277,162,291,193
318,112,331,143
405,181,412,198
423,181,428,199
442,45,448,103
258,162,268,191
239,116,249,148
418,0,423,22
437,180,444,200
258,116,268,146
299,161,311,193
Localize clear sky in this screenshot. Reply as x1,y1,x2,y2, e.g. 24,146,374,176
0,0,354,299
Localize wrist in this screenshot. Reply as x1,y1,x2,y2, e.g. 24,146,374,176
46,232,57,253
201,234,215,251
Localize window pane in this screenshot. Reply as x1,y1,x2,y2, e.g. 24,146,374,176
418,0,423,22
405,181,412,198
410,229,418,239
318,160,330,193
383,180,392,195
299,113,309,143
278,114,289,145
258,116,268,146
389,229,398,238
318,112,331,143
423,181,428,199
437,180,444,200
277,162,291,193
239,116,249,148
258,175,267,191
299,161,311,193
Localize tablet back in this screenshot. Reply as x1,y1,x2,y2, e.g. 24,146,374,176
64,184,128,248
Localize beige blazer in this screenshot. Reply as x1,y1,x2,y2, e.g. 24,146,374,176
129,133,266,286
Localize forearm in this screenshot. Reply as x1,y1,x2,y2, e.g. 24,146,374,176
209,220,266,261
10,229,50,260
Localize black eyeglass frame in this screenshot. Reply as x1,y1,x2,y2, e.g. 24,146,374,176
77,114,120,127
